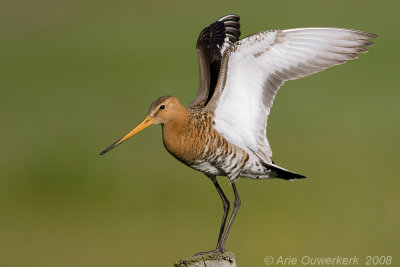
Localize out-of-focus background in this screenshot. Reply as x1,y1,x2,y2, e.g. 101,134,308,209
1,0,399,266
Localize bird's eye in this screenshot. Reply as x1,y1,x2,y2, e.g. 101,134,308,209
160,105,166,110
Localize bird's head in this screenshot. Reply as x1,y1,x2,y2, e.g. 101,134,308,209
100,95,185,155
147,95,185,124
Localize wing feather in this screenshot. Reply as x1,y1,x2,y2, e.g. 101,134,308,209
205,27,377,162
191,15,241,107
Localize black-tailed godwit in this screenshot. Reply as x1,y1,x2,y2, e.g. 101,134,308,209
100,14,376,254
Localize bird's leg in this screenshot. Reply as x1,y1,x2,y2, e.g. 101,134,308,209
214,178,230,249
194,176,230,256
219,181,241,250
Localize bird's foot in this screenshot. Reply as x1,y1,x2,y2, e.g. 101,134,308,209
194,247,226,256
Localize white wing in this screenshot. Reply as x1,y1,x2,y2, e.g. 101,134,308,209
205,28,377,162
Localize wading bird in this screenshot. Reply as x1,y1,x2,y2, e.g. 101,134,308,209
100,15,376,254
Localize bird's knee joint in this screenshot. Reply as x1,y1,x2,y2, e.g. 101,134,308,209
223,200,230,209
234,199,241,207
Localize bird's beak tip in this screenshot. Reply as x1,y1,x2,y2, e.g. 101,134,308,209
99,115,154,157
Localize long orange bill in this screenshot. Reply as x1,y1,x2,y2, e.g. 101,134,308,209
100,116,154,155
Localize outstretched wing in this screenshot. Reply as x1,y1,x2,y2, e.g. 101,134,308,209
190,15,241,107
205,28,377,162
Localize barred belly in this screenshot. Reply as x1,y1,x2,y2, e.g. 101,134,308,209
190,139,250,180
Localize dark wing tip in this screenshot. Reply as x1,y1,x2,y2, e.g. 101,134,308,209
191,15,241,107
218,14,241,43
197,21,226,47
196,14,241,53
218,14,240,22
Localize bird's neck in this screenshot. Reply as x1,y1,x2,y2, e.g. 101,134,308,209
161,107,191,162
162,107,189,140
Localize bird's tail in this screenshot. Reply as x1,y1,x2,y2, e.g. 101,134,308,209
240,156,306,181
249,150,306,181
267,163,306,181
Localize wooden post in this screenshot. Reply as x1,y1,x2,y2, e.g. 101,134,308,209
174,251,237,267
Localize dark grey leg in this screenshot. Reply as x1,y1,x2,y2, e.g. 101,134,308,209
194,176,230,256
219,181,241,250
213,179,230,248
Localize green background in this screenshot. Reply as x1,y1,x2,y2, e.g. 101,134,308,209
1,0,399,266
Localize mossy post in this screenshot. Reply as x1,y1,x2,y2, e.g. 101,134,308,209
174,251,237,267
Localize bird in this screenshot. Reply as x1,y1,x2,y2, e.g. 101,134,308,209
100,14,377,254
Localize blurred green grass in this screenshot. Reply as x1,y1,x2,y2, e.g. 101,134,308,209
1,0,399,266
